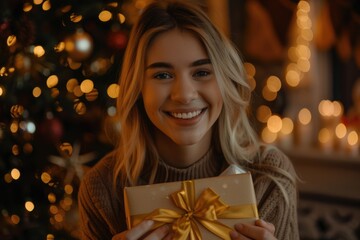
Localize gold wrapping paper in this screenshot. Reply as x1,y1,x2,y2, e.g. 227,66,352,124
124,173,258,240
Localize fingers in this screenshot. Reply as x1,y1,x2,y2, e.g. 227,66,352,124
255,219,275,234
230,220,277,240
126,220,155,240
144,224,171,240
114,220,171,240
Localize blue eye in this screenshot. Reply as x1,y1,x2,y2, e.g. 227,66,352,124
154,72,172,79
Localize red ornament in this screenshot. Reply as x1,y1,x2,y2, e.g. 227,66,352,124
38,117,63,144
107,31,127,50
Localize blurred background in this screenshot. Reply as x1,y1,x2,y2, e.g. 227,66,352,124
0,0,359,239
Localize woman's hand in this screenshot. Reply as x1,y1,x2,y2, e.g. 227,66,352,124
112,220,173,240
230,219,277,240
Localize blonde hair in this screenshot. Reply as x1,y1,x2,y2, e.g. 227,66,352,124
113,0,295,198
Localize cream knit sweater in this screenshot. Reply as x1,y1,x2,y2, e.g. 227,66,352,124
78,147,299,240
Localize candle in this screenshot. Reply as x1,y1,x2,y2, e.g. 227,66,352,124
278,117,294,150
347,131,359,157
297,108,312,148
318,128,333,153
335,123,347,151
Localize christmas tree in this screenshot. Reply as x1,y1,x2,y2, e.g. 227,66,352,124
0,0,133,239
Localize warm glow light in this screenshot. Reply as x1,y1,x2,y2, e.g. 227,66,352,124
47,234,55,240
262,86,277,101
51,88,60,98
70,13,82,23
256,105,272,123
46,75,58,88
48,193,56,203
54,42,65,52
266,76,281,92
267,115,282,133
23,3,33,12
298,108,311,125
11,215,20,224
68,58,82,70
66,78,78,92
287,47,298,62
65,184,74,194
107,83,119,98
0,67,5,76
42,0,51,11
333,101,343,117
281,118,294,135
297,58,310,72
108,2,118,7
80,79,94,93
49,205,58,214
10,121,19,133
33,87,42,97
61,5,72,13
41,172,51,184
33,0,43,5
4,173,12,183
74,101,86,115
297,15,312,30
33,45,45,57
0,86,4,96
247,76,256,91
318,100,334,116
261,127,277,143
335,123,347,139
298,0,311,13
25,201,35,212
244,62,256,77
99,10,112,22
54,213,64,222
118,13,126,23
347,131,359,146
301,29,313,41
73,86,83,97
7,35,17,47
318,128,331,143
286,70,300,87
64,196,73,206
296,45,311,59
10,168,20,180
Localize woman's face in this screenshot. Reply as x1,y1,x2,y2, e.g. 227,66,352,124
142,28,223,146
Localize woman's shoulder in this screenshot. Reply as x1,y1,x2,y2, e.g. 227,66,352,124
259,145,293,168
253,144,296,178
79,152,116,198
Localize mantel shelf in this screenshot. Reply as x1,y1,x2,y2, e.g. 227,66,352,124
280,146,360,202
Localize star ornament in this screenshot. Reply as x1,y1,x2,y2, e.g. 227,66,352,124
49,142,96,184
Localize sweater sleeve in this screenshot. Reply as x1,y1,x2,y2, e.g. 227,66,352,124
78,158,127,240
78,169,114,240
253,147,300,240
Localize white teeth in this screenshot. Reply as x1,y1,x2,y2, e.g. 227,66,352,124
171,110,202,119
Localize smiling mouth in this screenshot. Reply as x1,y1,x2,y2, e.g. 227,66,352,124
168,109,204,119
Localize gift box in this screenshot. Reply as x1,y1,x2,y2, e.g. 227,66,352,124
124,173,258,240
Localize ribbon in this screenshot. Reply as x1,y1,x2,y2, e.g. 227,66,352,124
131,180,258,240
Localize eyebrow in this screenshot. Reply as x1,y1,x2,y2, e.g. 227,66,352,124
145,58,211,70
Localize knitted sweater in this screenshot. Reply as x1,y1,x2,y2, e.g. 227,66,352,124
78,147,299,240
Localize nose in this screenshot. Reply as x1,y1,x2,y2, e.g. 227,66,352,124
170,75,198,104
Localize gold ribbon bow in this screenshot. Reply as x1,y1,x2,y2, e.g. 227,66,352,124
132,180,258,240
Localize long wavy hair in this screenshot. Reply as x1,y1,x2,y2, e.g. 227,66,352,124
112,0,293,196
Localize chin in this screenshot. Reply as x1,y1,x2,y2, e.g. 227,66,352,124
170,136,204,146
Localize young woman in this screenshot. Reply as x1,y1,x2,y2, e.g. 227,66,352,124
78,1,299,239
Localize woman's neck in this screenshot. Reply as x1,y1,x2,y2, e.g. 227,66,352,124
154,130,212,168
